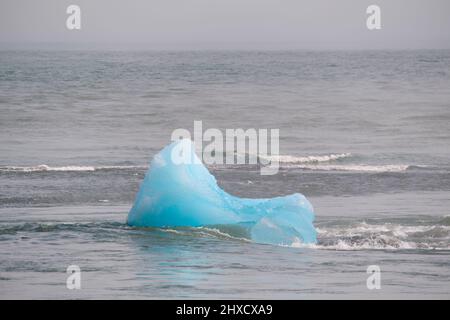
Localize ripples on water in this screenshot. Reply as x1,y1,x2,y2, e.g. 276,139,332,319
0,206,449,299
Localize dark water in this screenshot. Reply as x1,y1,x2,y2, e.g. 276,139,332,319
0,50,449,299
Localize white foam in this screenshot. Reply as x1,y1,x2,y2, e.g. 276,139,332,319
160,228,185,235
194,227,251,242
285,164,410,172
158,226,250,242
293,222,450,250
259,153,416,172
262,153,351,164
0,164,147,172
291,239,419,251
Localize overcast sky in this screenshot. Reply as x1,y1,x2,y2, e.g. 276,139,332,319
1,0,450,50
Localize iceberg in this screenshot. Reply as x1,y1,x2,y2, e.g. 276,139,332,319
127,139,317,245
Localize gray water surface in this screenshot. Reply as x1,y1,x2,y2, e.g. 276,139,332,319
0,50,449,299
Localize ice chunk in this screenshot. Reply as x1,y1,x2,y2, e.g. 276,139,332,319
127,139,317,245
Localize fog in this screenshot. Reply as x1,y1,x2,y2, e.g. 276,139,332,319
1,0,450,50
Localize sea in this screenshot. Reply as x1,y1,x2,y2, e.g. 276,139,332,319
0,50,449,299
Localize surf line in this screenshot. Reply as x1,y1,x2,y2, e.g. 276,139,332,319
171,120,280,175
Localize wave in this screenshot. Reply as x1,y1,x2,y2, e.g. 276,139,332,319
0,164,147,172
0,221,128,235
1,155,430,174
439,216,450,226
0,221,251,243
283,164,412,172
0,163,421,173
1,220,448,251
291,222,450,250
159,226,251,242
256,153,427,173
261,153,352,164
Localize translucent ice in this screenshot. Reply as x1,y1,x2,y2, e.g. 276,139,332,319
127,139,317,245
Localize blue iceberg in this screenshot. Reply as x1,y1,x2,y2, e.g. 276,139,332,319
127,139,317,245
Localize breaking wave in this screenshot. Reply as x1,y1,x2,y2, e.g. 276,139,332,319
0,163,419,173
291,222,450,250
284,164,412,172
259,153,426,173
261,153,352,164
1,219,448,251
159,226,251,242
0,164,147,172
1,151,430,175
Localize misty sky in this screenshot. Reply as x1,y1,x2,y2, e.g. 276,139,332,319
1,0,450,50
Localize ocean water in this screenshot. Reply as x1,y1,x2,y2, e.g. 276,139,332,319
0,50,449,299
